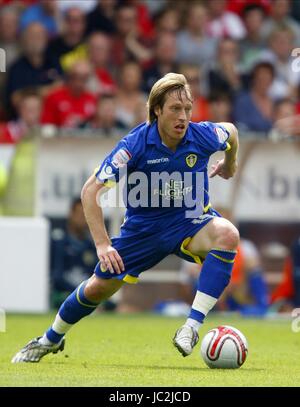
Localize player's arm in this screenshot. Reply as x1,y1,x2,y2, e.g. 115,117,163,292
81,175,124,274
209,122,239,179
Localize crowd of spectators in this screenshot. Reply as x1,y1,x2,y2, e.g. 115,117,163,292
1,0,300,145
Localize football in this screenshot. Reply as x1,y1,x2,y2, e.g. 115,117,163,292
200,325,248,369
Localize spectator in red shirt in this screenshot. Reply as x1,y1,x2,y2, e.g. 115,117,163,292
126,0,155,40
0,89,42,144
41,61,96,128
86,32,117,97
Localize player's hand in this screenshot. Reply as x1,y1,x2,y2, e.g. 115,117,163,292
96,244,125,275
209,158,237,179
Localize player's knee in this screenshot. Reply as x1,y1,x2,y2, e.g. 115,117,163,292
84,274,123,303
224,224,240,250
84,276,107,303
215,223,240,250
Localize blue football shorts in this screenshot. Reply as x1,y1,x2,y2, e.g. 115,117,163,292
94,208,221,284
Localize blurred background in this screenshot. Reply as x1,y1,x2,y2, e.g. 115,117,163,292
0,0,300,318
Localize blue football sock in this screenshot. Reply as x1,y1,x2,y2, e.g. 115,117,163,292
188,248,236,325
45,281,99,344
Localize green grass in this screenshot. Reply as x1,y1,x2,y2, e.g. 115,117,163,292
1,313,300,387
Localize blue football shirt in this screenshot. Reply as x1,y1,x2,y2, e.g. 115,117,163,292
95,121,229,231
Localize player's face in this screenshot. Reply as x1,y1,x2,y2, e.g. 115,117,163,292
156,90,193,146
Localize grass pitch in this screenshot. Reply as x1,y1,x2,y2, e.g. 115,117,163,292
1,312,299,387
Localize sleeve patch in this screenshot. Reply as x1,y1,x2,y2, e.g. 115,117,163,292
97,164,116,181
214,126,229,144
112,148,132,168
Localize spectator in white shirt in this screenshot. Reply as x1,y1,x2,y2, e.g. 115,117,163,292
259,25,300,101
176,3,217,67
206,0,246,40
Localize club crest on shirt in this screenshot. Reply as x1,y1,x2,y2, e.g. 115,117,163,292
186,154,197,168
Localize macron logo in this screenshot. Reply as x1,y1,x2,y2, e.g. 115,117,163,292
147,158,170,164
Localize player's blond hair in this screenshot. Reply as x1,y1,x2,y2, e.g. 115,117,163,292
146,73,192,124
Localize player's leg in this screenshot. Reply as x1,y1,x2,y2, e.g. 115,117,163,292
11,276,123,363
184,216,239,325
174,217,239,356
12,229,167,363
42,276,124,343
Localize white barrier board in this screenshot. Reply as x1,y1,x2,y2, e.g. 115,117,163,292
0,217,49,312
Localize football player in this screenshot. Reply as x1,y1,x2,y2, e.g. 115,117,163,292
12,73,239,362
